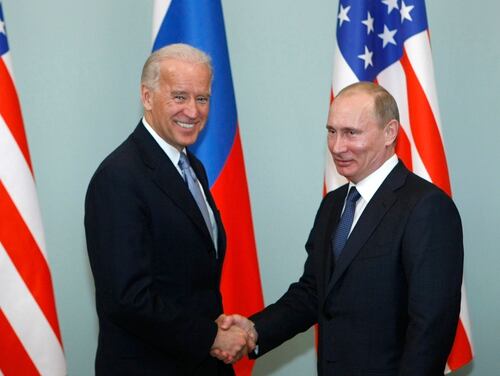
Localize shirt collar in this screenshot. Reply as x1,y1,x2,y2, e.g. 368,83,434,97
141,117,186,167
349,154,398,203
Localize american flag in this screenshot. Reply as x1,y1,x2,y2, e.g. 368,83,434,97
0,3,66,375
326,0,473,372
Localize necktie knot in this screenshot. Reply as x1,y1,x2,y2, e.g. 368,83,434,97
178,153,197,182
346,186,361,204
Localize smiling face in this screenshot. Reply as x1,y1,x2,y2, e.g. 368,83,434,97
326,90,398,183
141,58,211,151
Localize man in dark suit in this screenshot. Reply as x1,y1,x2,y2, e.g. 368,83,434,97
217,82,463,375
85,43,251,375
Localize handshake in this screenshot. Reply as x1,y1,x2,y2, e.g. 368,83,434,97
210,314,258,364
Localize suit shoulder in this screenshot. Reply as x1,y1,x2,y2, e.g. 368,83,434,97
87,134,144,189
323,184,348,203
186,150,209,181
325,183,349,198
400,172,460,217
186,151,206,172
403,172,451,200
314,184,348,216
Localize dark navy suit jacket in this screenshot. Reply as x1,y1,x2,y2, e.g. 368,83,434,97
250,161,463,376
85,123,234,375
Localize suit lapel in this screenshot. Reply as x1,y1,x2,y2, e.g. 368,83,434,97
188,152,226,257
325,162,409,295
131,123,215,247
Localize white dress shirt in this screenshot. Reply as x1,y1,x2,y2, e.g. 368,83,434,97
345,154,399,236
142,118,218,251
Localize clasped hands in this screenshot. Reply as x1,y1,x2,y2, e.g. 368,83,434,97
210,314,258,364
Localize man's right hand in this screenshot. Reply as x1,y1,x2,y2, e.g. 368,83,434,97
210,314,258,364
210,321,249,364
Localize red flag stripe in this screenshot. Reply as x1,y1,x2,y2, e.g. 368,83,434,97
0,57,32,173
214,128,264,314
0,182,62,344
447,319,474,370
400,50,451,196
404,32,443,129
395,126,413,171
1,119,47,255
0,309,40,376
0,242,66,375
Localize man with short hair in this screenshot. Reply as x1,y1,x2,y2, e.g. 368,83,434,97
219,82,463,376
85,43,251,375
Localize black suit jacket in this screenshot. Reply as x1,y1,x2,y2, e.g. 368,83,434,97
85,123,234,376
251,161,463,376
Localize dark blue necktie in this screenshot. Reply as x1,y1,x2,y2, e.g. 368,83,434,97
178,153,215,246
332,187,361,260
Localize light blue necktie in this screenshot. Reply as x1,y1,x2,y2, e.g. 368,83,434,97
332,187,361,260
178,153,215,245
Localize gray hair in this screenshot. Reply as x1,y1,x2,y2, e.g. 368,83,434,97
336,81,400,126
141,43,213,90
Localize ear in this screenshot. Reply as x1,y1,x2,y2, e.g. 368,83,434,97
384,119,399,146
141,84,153,111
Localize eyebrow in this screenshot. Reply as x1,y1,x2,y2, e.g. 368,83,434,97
170,90,210,97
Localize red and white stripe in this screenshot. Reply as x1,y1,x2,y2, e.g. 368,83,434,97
326,30,473,373
0,48,66,375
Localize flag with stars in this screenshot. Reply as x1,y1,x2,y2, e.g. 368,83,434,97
0,3,66,375
152,1,264,375
325,0,473,373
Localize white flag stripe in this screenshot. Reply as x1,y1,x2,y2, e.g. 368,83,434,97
377,62,433,183
1,53,15,82
460,284,473,345
410,144,433,183
152,0,171,43
331,39,358,96
324,148,347,192
0,117,47,259
377,62,412,142
404,32,443,138
0,244,66,376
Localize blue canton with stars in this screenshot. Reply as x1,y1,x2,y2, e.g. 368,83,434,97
337,0,428,81
0,3,9,56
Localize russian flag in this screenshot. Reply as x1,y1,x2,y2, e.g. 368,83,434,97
152,1,264,375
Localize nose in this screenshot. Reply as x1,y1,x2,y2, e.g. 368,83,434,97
183,98,199,119
328,133,346,155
